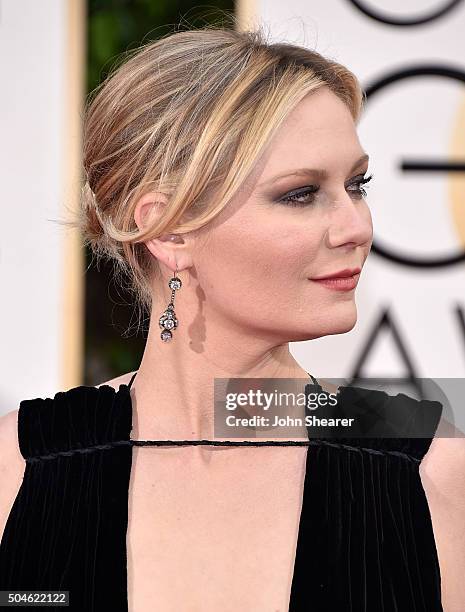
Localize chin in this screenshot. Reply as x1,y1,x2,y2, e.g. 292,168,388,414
318,307,358,336
329,314,357,335
286,305,358,340
290,318,357,342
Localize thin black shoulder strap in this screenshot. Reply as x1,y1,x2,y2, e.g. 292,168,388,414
128,370,138,389
307,371,320,386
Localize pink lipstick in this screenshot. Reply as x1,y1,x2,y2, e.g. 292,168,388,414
311,267,361,291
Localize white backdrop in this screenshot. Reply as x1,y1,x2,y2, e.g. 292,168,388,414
0,0,84,414
239,0,465,381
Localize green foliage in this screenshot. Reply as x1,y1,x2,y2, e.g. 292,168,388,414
87,1,236,93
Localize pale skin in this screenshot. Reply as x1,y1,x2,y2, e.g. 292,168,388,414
1,86,464,610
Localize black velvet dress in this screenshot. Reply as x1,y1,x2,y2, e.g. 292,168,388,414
0,371,443,611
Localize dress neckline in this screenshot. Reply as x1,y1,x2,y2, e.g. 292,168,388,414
22,374,439,460
123,369,320,446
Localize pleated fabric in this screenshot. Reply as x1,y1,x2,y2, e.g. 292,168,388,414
0,384,133,611
289,384,444,611
0,380,443,612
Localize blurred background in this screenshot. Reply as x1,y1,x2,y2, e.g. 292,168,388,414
2,0,465,412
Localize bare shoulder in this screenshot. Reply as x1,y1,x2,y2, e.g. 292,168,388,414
0,409,26,541
0,409,25,475
419,422,465,610
420,421,465,490
95,371,137,391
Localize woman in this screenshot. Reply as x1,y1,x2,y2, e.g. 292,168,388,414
0,25,464,612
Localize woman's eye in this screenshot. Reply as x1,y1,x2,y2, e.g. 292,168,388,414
347,173,374,199
278,173,374,208
279,186,319,207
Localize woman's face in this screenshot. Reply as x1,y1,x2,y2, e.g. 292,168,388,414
193,86,373,343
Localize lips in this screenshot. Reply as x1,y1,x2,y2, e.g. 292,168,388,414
312,267,361,280
311,272,360,291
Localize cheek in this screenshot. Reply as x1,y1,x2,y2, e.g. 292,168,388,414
362,199,373,224
195,218,321,306
364,204,374,243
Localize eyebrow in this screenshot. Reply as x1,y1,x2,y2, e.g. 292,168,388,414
259,153,370,186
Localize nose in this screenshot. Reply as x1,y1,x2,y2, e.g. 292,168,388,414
325,194,373,249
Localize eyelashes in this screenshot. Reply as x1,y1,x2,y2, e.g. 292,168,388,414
278,173,374,207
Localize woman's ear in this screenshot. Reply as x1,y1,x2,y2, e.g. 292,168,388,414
134,191,168,233
134,191,191,274
158,233,184,244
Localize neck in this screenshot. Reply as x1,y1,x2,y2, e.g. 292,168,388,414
130,303,313,441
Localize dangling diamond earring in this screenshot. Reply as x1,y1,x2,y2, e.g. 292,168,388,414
159,265,182,342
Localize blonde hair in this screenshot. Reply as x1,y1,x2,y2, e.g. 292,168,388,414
65,22,365,327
